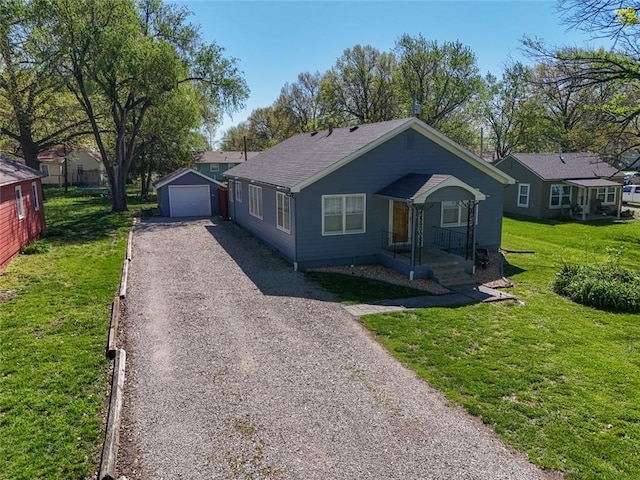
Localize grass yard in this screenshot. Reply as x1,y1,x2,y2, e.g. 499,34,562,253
305,271,428,304
361,215,640,480
0,188,155,480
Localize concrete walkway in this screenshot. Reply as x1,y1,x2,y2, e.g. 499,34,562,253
343,284,517,316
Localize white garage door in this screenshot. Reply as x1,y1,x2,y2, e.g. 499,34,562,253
169,185,211,217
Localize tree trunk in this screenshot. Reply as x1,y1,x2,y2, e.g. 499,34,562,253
19,134,40,170
110,160,129,212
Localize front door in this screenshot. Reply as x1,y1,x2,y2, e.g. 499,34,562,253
578,188,590,214
389,201,410,245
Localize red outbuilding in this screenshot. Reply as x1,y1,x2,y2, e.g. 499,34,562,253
0,154,46,271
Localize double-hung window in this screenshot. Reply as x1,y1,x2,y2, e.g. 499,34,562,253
596,187,616,205
322,194,365,235
235,181,242,202
549,184,571,208
249,184,263,219
31,182,40,212
15,186,24,220
441,200,475,227
210,163,219,172
517,183,530,208
276,192,291,233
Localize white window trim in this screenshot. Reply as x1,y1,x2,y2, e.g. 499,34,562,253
210,163,220,172
276,191,291,234
15,185,24,220
41,164,49,176
596,187,616,205
549,184,572,209
517,183,530,208
31,182,40,211
321,194,366,236
235,181,242,202
249,184,263,219
440,200,477,228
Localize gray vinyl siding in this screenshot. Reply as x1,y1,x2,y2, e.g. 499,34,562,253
495,157,545,218
294,130,506,267
231,182,296,263
156,171,220,217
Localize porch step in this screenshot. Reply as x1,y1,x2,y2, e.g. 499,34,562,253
428,261,476,288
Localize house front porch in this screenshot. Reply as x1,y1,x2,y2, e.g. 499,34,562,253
374,173,487,286
378,232,476,287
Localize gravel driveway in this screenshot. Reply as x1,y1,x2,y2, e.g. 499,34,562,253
119,218,557,480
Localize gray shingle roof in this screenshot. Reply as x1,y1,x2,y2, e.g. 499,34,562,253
194,151,260,164
0,153,44,187
225,118,415,189
505,153,620,180
376,173,452,201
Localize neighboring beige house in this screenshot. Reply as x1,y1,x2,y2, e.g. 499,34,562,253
38,147,106,187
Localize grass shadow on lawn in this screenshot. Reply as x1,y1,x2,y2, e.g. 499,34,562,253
305,271,430,304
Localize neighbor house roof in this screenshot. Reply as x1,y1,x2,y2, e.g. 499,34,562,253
225,117,514,192
0,153,45,186
564,178,621,188
194,151,260,164
37,146,102,164
375,173,486,204
497,152,620,181
153,168,225,189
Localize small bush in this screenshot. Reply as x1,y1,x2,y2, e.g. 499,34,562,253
553,262,640,313
20,240,51,255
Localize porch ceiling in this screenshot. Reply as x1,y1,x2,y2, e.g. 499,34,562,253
374,173,486,204
564,178,621,188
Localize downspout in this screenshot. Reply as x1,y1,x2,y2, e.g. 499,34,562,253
293,193,298,272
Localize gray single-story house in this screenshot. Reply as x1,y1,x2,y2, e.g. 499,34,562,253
494,153,624,220
224,117,515,283
153,168,225,218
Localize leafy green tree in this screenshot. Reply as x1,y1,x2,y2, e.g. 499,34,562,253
41,0,248,212
246,105,297,150
523,2,640,166
0,0,93,168
394,34,483,138
219,122,251,151
276,71,328,132
322,44,398,125
480,63,533,159
129,85,205,197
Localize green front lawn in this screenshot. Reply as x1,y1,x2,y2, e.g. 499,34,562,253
362,216,640,480
305,271,428,304
0,188,155,479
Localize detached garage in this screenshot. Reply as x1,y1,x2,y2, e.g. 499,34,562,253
154,168,225,218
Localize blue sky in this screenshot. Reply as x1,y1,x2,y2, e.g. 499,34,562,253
176,0,608,145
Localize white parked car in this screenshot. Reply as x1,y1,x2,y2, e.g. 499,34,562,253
622,184,640,203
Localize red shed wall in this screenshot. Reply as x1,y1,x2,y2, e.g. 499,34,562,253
0,179,46,270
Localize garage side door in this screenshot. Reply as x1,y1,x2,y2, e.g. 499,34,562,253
169,185,211,217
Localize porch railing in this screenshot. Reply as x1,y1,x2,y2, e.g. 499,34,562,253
431,226,467,257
